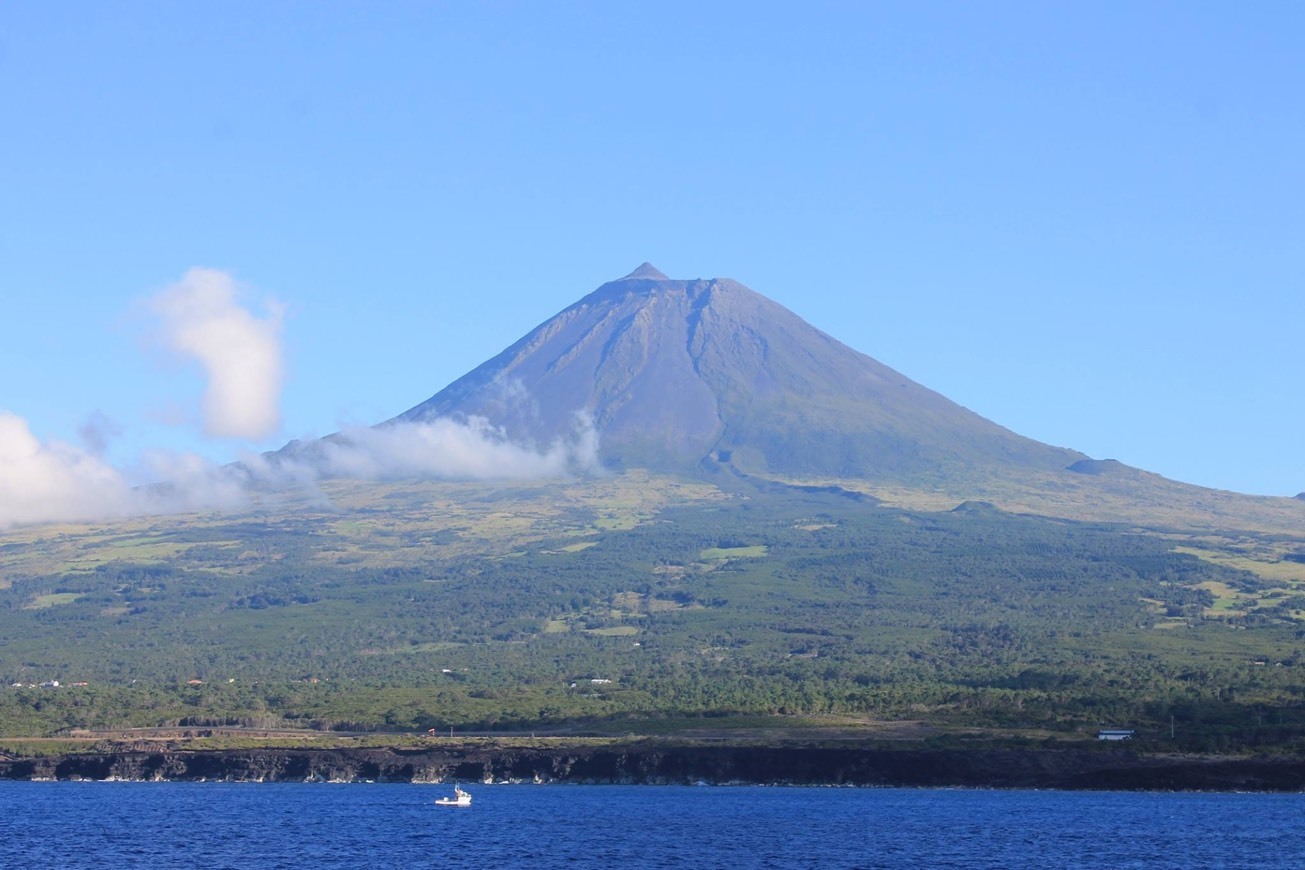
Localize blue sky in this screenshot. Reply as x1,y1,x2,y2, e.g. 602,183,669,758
1,1,1302,500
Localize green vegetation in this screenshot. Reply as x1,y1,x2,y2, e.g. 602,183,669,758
22,593,84,610
2,472,1305,753
700,545,768,559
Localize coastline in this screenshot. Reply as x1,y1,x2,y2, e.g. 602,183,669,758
2,742,1303,791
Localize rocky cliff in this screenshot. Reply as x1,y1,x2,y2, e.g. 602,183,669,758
3,743,1303,791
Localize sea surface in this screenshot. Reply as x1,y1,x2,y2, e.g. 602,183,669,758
1,781,1302,869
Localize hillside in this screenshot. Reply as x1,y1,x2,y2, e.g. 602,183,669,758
3,472,1305,747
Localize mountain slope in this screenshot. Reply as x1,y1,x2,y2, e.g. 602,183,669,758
398,264,1086,483
3,472,1304,740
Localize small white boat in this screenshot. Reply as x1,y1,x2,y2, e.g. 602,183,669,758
434,784,472,807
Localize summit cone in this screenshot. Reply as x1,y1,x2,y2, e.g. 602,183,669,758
396,266,1085,482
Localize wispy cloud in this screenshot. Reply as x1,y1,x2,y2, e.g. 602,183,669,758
0,412,600,529
76,410,123,457
319,415,598,480
150,268,284,441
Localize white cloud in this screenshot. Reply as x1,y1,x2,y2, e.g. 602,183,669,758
0,265,601,528
134,449,256,514
0,410,601,529
311,414,601,481
0,411,273,528
150,268,284,441
0,412,135,527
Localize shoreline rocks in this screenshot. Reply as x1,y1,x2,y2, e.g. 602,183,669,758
2,744,1304,791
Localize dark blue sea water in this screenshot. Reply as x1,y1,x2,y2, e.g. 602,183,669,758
1,782,1302,869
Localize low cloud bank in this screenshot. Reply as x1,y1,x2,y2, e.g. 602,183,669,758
0,412,135,527
242,413,601,493
0,411,261,527
0,412,600,529
309,414,601,481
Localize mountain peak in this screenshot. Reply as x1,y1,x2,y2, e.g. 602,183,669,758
621,262,670,281
398,268,1087,481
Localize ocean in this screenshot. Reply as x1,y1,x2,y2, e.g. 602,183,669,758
1,781,1301,868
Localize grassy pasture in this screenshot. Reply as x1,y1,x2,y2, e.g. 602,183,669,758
23,593,84,610
1174,545,1305,586
556,541,599,553
700,545,768,559
1195,580,1249,615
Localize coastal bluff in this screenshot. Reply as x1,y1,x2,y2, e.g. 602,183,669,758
3,743,1304,791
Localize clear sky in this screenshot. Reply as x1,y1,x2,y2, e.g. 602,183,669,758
1,2,1302,501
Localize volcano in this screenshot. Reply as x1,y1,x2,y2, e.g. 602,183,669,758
396,264,1086,483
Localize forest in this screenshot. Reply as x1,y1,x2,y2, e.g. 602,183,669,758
1,474,1303,749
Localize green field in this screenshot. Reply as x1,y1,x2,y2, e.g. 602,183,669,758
22,593,85,610
700,545,768,559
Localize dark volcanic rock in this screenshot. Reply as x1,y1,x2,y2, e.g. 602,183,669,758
5,744,1305,792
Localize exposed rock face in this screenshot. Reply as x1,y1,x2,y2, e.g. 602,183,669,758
5,744,1305,791
395,265,1085,481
